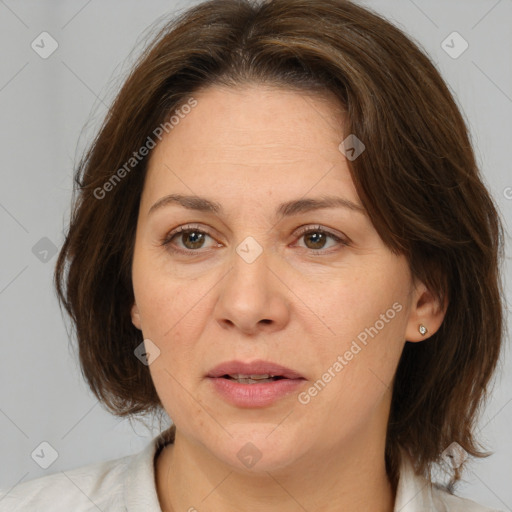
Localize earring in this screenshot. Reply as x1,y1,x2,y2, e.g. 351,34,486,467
418,324,428,336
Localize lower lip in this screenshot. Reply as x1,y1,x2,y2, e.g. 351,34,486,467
208,377,306,408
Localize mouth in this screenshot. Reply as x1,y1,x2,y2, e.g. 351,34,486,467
207,360,305,381
206,360,306,407
220,374,288,384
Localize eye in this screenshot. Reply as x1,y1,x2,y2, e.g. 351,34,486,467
161,224,220,254
293,225,349,253
161,224,349,256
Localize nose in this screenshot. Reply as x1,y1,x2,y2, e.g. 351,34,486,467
214,241,291,335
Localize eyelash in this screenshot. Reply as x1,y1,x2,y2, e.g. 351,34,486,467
160,224,349,256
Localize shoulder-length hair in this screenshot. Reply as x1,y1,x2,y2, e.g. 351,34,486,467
54,0,505,487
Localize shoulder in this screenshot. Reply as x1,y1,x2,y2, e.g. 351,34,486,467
431,484,501,512
0,454,131,511
0,426,175,512
395,452,502,512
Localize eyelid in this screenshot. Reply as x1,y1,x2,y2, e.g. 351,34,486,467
292,224,350,253
294,224,348,243
160,223,220,249
160,223,349,255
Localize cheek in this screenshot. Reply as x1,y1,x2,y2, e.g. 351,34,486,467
138,279,211,418
134,261,206,338
306,272,409,398
297,299,406,445
313,270,407,344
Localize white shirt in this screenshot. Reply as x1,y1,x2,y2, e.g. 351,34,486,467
0,427,500,511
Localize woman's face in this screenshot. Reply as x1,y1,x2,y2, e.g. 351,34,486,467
130,84,438,473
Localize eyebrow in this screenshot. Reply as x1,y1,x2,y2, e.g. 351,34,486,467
148,193,366,218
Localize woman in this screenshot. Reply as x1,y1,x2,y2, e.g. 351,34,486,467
0,0,505,510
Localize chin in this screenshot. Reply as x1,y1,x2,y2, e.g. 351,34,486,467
212,424,305,473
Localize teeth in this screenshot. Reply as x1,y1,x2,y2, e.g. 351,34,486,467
234,377,276,384
226,373,282,384
228,373,273,380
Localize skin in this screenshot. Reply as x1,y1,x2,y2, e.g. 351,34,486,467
130,84,446,512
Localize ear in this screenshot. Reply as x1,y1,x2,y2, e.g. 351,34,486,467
131,302,142,330
404,278,447,342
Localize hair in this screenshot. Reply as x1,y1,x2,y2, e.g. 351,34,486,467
54,0,505,489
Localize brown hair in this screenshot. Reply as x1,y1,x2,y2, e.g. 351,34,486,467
54,0,505,488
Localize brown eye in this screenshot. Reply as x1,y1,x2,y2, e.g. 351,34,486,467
161,225,216,254
303,231,329,250
294,225,349,254
178,230,207,250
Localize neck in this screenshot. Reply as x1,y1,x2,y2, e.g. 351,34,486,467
155,423,395,512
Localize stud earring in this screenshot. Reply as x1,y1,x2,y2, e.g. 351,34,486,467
418,324,428,336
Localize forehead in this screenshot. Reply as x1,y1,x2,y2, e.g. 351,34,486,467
142,84,359,210
167,83,345,150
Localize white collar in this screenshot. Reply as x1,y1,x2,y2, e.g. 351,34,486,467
394,450,437,510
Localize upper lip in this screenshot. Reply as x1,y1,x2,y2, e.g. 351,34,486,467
207,360,304,379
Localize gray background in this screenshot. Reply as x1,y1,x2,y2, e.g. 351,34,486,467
0,0,511,509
